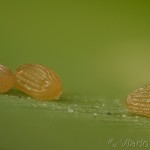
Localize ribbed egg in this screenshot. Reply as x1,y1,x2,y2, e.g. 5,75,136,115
15,64,62,100
127,85,150,117
0,65,15,93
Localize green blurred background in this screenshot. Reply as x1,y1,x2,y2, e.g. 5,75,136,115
1,0,150,99
0,1,150,150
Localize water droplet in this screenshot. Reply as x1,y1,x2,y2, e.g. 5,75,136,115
68,106,73,113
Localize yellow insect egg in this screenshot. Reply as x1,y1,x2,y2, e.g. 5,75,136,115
0,65,15,93
126,85,150,117
15,64,62,100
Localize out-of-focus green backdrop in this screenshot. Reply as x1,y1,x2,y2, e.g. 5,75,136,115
1,1,150,150
1,0,150,99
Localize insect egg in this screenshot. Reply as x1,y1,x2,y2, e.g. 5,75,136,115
0,65,15,93
15,64,62,100
126,85,150,117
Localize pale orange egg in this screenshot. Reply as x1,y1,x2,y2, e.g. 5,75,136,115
15,64,62,100
127,85,150,117
0,65,15,93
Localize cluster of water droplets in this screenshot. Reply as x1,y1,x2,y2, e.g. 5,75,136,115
1,93,150,128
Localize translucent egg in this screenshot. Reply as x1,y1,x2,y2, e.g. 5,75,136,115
15,64,62,100
127,85,150,117
0,65,15,93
